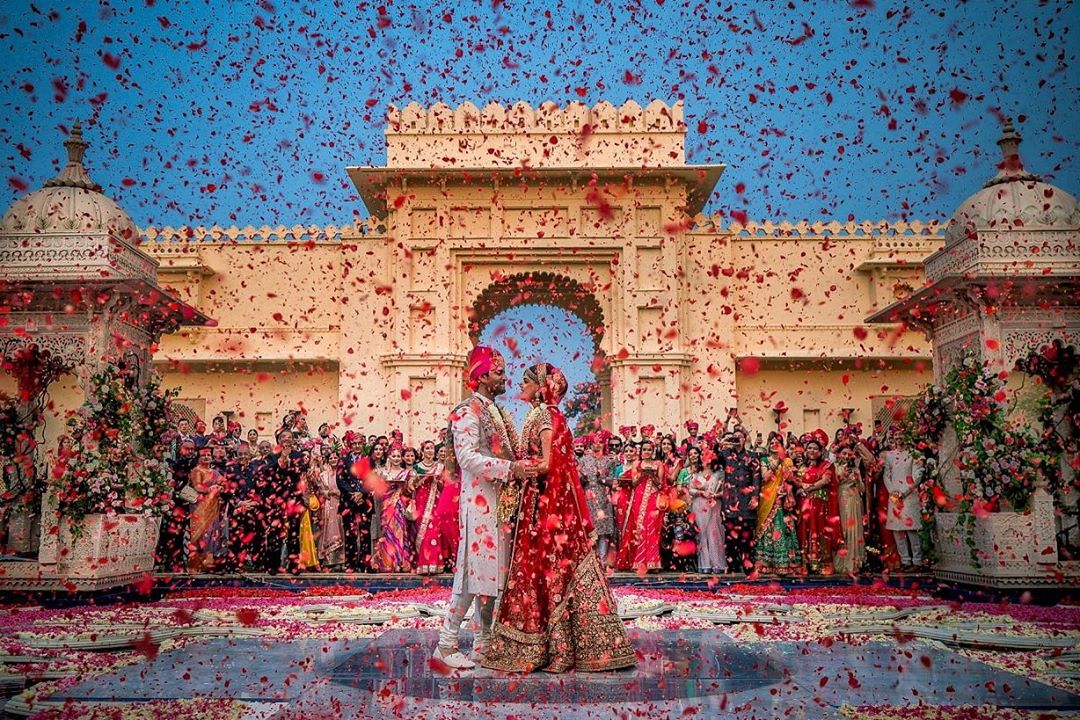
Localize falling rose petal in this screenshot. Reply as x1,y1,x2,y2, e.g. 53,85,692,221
236,608,260,625
739,357,761,375
428,657,453,675
132,633,159,661
133,572,154,595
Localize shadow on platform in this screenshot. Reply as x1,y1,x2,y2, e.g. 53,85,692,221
45,628,1079,719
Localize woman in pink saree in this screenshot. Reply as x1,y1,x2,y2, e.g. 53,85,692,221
430,442,460,571
371,446,414,572
482,363,635,673
410,439,447,575
614,439,667,573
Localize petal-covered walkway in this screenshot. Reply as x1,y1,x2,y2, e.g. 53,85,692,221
1,577,1077,719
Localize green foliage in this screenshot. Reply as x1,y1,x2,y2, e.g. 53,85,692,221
564,380,601,435
0,394,39,503
901,350,1062,565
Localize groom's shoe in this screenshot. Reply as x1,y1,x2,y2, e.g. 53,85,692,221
433,646,476,670
468,644,486,664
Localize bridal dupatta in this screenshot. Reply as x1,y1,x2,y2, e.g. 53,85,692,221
482,406,636,673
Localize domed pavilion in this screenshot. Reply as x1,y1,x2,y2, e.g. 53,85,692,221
868,119,1079,589
869,118,1079,378
0,122,212,591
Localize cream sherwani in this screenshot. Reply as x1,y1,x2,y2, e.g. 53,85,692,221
449,394,514,596
882,448,923,531
438,392,516,654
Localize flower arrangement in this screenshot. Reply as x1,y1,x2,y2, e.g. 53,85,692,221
564,379,602,435
1018,340,1080,512
901,350,1063,564
52,362,178,529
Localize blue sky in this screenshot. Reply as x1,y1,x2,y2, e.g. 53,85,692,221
480,305,596,425
2,1,1076,227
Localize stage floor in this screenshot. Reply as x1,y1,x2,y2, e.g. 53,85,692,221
3,580,1077,719
38,629,1080,719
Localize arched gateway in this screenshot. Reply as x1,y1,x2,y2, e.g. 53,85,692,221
469,271,611,420
342,100,728,438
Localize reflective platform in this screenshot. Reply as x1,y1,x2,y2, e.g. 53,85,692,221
50,629,1080,719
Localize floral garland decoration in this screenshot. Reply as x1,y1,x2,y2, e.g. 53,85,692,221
1018,340,1080,511
0,393,40,503
52,362,178,530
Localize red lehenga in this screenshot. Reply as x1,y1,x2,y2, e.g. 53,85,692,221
481,404,636,673
796,460,841,573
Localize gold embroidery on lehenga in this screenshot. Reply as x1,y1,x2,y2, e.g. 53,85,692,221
483,403,634,673
482,550,637,672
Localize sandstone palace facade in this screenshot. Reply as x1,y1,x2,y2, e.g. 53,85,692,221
111,100,937,442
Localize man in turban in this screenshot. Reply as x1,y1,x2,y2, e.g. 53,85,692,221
435,345,536,670
680,421,703,456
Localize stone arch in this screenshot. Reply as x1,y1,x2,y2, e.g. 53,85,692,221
466,271,611,429
467,271,606,356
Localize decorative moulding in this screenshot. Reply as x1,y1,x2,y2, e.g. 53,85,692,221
934,486,1080,589
56,514,160,586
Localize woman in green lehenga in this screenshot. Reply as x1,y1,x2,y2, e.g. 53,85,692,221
754,438,801,574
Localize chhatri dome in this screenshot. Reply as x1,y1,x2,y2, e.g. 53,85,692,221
1,122,138,240
945,117,1080,246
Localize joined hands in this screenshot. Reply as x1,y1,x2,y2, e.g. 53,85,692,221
510,460,539,480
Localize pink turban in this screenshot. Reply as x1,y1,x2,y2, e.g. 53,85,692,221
467,345,498,388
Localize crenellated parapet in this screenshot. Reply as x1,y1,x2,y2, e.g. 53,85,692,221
387,100,685,135
690,215,944,239
138,218,943,245
140,221,380,245
382,100,687,169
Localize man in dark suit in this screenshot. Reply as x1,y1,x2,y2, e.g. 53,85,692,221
155,439,198,572
337,432,374,572
715,430,762,573
256,428,307,573
225,442,260,570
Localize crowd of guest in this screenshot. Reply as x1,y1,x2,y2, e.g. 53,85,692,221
154,411,927,577
582,419,927,577
156,412,461,575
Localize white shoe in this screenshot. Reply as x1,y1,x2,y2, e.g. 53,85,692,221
433,646,476,670
469,645,486,664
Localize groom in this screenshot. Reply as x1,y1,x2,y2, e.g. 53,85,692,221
434,345,535,670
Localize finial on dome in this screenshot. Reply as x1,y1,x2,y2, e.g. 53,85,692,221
65,121,88,165
984,116,1038,188
43,121,97,191
996,117,1019,157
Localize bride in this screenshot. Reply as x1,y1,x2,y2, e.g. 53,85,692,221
481,362,636,673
